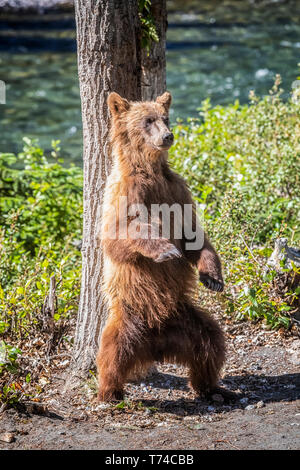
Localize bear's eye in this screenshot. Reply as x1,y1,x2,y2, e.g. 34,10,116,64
145,117,155,126
163,117,169,127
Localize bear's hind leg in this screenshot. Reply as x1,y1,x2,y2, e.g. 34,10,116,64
186,305,226,396
153,303,226,397
183,306,239,401
97,315,139,402
97,323,125,401
96,306,151,402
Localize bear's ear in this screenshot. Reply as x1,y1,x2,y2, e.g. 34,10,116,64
107,92,130,117
156,91,172,112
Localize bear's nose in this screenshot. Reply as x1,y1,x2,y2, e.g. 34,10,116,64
162,132,174,146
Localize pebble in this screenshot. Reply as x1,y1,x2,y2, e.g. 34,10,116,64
256,401,265,408
240,397,249,404
193,424,206,430
245,405,256,410
0,432,15,443
207,406,216,412
211,393,224,404
95,403,111,411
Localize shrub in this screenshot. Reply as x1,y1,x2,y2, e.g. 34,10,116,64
169,76,300,327
0,138,82,338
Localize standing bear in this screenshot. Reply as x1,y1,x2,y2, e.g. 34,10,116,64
97,91,226,402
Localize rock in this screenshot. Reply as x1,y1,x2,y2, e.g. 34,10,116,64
0,432,15,443
240,397,249,405
266,238,300,271
256,401,265,408
207,406,216,412
245,405,256,410
95,403,111,411
193,424,206,430
266,239,300,312
288,353,300,366
211,393,224,404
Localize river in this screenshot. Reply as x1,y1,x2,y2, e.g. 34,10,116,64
0,1,300,163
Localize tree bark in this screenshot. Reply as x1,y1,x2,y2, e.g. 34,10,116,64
70,0,142,381
69,0,167,386
141,0,167,101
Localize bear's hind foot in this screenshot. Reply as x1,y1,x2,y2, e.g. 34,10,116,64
97,388,124,402
203,386,242,404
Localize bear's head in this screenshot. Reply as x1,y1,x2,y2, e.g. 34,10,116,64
107,91,174,154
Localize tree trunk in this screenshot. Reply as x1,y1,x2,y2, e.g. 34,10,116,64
141,0,167,101
70,0,141,382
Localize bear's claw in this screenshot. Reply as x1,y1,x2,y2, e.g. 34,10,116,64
200,273,224,292
154,246,182,263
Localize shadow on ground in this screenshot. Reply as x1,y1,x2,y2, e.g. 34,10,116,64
130,371,300,416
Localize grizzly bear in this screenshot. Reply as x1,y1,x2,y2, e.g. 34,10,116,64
97,91,226,402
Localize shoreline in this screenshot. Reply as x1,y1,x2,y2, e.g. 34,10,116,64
0,0,73,14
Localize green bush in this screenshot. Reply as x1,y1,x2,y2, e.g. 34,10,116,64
169,76,300,327
0,138,82,338
0,340,24,406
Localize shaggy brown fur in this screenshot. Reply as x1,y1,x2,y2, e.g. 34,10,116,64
97,91,226,402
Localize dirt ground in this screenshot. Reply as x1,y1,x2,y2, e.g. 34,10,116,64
0,317,299,451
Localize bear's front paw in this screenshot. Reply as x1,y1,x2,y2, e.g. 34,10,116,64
154,244,182,263
200,273,224,292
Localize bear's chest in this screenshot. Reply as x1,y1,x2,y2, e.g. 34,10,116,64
127,175,178,208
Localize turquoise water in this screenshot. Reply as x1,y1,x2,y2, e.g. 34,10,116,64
0,7,300,164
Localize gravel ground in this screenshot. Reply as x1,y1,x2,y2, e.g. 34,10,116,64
0,317,299,450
